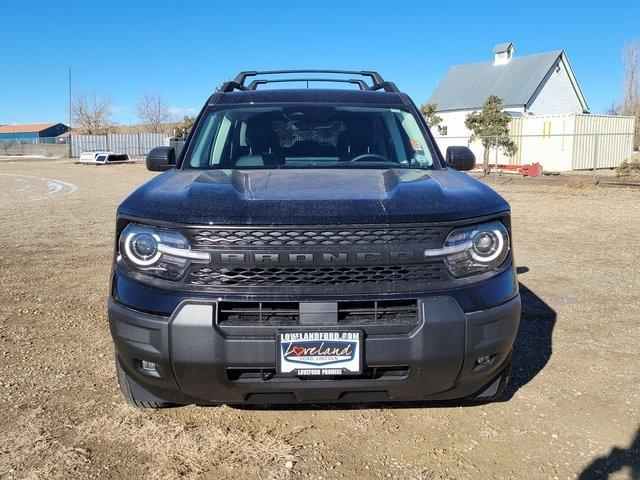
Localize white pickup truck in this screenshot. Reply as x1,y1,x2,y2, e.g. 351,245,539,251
79,150,132,165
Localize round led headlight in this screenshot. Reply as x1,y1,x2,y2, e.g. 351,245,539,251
424,220,510,278
118,223,211,281
123,231,162,266
470,229,504,262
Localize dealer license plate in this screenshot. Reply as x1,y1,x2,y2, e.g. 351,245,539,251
277,331,362,376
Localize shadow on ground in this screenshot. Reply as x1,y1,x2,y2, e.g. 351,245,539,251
501,280,556,401
579,427,640,479
232,272,556,411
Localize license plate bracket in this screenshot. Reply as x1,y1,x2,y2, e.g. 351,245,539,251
276,331,363,376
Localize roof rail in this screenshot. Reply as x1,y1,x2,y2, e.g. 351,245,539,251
246,78,370,90
369,81,400,92
219,70,399,93
219,81,248,93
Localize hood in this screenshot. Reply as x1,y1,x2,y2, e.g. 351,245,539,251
118,168,509,225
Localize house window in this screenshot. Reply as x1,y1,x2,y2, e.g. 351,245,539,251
439,125,448,136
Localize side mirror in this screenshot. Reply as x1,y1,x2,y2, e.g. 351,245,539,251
446,146,475,171
146,146,176,172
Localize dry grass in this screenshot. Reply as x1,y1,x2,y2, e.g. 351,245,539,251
1,160,639,480
81,404,296,480
3,407,92,479
567,177,597,189
3,403,296,479
616,154,640,177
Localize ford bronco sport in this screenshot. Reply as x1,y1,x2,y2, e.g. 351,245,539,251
109,70,521,407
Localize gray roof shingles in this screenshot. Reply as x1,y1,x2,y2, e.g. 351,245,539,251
428,50,562,112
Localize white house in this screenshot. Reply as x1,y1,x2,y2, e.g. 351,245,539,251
425,43,635,171
429,42,588,133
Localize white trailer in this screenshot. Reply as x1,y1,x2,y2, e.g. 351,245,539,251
78,150,132,165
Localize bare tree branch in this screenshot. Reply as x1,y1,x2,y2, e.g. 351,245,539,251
136,91,171,134
618,41,640,149
70,92,113,134
622,40,640,107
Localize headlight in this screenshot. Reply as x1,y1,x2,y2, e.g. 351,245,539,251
119,224,209,281
424,221,509,278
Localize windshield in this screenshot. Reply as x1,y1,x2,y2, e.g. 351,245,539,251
184,105,438,169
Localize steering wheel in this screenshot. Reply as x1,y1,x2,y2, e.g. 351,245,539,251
350,153,392,163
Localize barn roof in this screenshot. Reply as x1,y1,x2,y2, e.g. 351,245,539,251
428,50,587,112
0,123,62,134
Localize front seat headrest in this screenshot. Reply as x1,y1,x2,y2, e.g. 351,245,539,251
246,122,280,154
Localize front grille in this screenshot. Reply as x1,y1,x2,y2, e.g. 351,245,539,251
189,264,447,288
187,225,447,248
180,223,456,293
218,302,299,326
337,301,418,325
217,300,418,326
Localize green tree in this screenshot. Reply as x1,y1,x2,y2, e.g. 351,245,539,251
175,115,195,138
420,102,443,133
464,95,518,174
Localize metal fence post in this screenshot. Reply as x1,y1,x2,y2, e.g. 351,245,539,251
494,137,498,184
593,134,599,184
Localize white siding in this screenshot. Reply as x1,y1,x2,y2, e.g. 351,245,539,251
518,115,576,171
430,110,476,161
431,112,634,172
528,58,583,115
517,114,634,171
572,115,635,169
431,109,524,166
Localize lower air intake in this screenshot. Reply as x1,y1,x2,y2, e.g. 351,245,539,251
217,300,418,327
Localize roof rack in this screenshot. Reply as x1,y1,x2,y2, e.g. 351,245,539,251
247,78,370,90
219,70,400,93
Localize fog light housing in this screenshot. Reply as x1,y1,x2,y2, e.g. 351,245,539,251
474,354,496,371
139,360,158,373
476,355,492,366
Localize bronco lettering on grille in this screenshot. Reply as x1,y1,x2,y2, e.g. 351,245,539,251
217,251,415,264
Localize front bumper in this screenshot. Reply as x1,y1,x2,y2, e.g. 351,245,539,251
108,292,521,404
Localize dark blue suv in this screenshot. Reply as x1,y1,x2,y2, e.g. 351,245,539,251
108,70,520,407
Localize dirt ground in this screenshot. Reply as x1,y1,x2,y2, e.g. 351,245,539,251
0,160,638,480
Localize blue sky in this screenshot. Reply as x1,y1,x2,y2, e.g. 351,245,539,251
1,0,638,125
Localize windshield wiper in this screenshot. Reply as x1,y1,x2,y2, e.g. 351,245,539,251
331,162,430,170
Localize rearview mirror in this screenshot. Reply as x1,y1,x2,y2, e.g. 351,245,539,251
146,146,176,171
445,146,475,171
